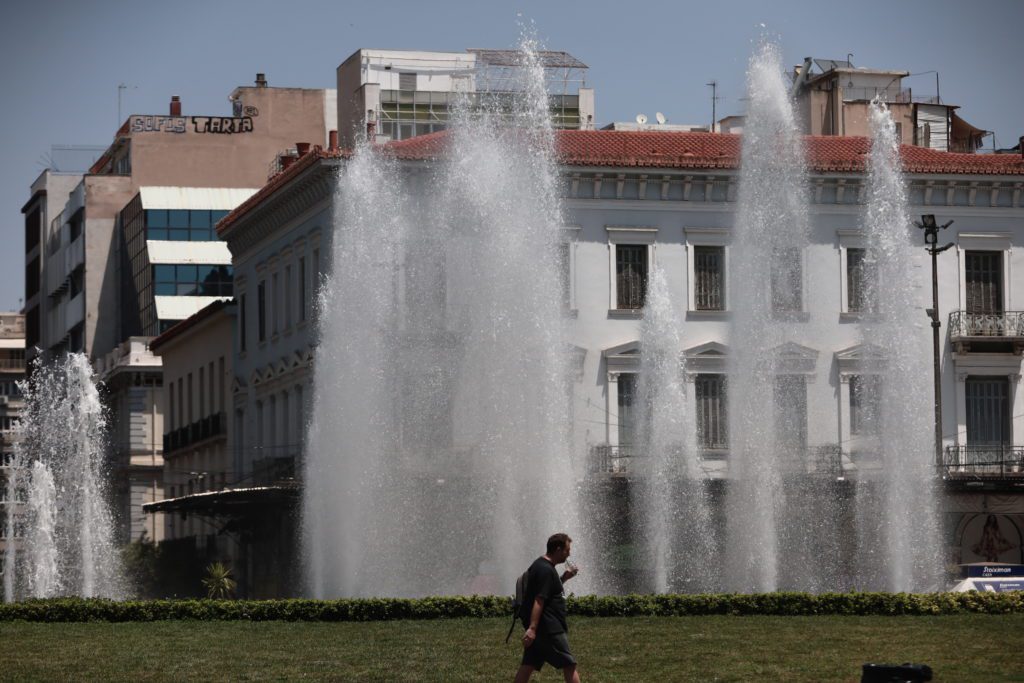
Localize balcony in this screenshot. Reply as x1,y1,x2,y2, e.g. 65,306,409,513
163,412,226,454
587,444,843,478
252,455,297,486
949,311,1024,353
942,445,1024,479
589,445,640,475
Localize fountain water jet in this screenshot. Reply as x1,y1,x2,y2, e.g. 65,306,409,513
725,42,814,593
858,99,942,591
4,353,123,600
303,38,590,597
636,266,715,593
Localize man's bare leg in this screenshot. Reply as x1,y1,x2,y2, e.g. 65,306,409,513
562,664,580,683
514,664,536,682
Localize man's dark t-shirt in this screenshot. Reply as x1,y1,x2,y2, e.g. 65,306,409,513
524,556,568,635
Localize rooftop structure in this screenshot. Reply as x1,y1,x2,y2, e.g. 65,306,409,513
336,47,595,147
792,56,988,153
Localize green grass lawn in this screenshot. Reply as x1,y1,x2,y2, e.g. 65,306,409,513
1,615,1022,682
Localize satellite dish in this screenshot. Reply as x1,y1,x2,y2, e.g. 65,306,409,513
636,113,648,126
656,112,666,125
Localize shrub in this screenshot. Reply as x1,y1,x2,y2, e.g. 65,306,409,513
0,591,1020,623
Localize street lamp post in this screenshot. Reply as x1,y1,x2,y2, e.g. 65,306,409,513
914,214,954,470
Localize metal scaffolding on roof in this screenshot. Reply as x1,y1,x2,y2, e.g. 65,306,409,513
467,48,588,96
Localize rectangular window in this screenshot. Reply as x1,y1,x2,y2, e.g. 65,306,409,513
298,257,307,322
284,265,292,329
399,72,417,91
849,374,882,435
198,367,205,418
615,244,647,309
208,361,215,416
966,376,1009,446
617,374,637,447
965,251,1003,315
694,246,725,311
774,375,807,451
696,374,728,450
218,357,225,415
771,246,802,313
557,242,572,310
239,293,247,352
187,373,193,424
847,247,871,313
257,281,266,342
271,272,279,335
169,381,176,431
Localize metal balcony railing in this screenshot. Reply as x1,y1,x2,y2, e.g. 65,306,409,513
589,445,641,475
942,445,1024,478
162,412,226,454
949,311,1024,339
587,444,844,477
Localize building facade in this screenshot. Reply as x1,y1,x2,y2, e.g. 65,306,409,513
0,314,25,587
336,48,595,147
188,129,1024,592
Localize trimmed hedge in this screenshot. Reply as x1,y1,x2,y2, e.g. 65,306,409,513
1,592,1022,622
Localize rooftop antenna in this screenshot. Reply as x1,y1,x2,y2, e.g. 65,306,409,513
635,113,648,129
117,83,137,128
655,112,666,125
707,81,722,132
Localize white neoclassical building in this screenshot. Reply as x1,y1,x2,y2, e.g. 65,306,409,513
149,128,1024,594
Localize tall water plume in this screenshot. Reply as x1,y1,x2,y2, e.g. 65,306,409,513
725,42,815,592
7,353,123,599
304,38,588,597
858,100,941,591
636,266,714,592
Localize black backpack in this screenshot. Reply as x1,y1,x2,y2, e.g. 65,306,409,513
505,569,531,643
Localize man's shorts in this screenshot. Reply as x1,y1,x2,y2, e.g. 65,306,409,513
522,631,577,671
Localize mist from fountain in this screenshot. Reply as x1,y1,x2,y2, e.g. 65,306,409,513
725,42,817,592
636,266,715,593
303,38,589,597
5,353,123,600
858,99,942,591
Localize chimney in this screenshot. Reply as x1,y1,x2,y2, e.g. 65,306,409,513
255,73,268,88
280,154,295,171
169,96,181,116
296,142,311,156
328,130,338,151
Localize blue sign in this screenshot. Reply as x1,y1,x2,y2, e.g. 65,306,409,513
966,564,1024,578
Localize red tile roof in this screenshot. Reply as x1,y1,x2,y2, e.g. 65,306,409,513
218,131,1024,238
386,129,1024,176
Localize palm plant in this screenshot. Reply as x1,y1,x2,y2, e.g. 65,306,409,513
202,562,237,600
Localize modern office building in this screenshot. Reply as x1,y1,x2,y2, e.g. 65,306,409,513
336,48,594,147
22,78,337,548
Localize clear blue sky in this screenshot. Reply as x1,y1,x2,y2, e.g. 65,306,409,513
1,0,1021,311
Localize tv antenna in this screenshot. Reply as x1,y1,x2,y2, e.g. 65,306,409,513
707,80,723,131
118,83,137,127
635,113,648,128
655,112,666,125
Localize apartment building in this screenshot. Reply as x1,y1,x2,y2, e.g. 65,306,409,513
336,47,594,147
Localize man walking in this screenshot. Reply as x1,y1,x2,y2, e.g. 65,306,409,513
514,533,580,683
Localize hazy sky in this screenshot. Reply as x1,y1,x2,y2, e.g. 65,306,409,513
1,0,1021,311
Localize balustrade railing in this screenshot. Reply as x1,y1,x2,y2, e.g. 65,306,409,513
949,310,1024,338
587,444,843,477
942,445,1024,477
162,412,226,454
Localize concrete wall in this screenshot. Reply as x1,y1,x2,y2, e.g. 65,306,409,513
129,87,332,189
82,175,135,359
